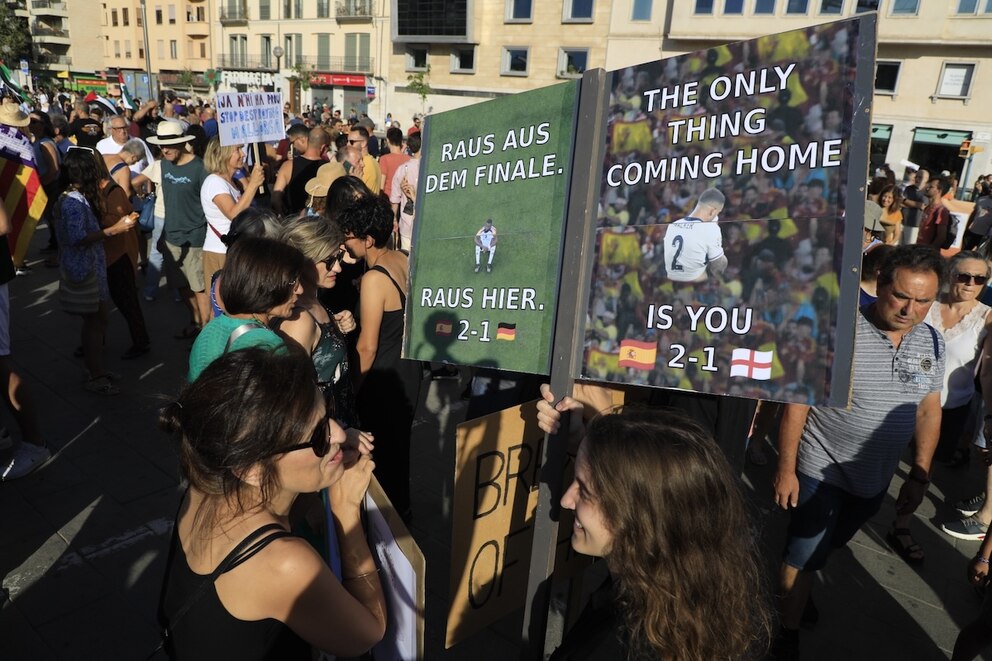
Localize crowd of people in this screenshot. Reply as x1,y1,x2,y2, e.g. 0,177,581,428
2,78,992,660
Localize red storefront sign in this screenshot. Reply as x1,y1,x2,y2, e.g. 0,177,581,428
310,73,366,88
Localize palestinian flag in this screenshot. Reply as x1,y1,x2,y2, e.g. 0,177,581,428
117,71,136,111
0,124,46,266
618,339,657,370
496,323,516,341
84,90,120,116
0,62,30,104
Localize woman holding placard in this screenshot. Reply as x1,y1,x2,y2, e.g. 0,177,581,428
537,385,772,660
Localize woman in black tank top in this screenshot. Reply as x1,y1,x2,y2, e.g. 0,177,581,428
337,192,422,522
158,348,386,660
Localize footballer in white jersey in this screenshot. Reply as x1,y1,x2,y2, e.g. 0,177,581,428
475,219,498,273
662,188,728,283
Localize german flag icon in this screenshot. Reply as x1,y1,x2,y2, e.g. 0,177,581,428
496,323,517,341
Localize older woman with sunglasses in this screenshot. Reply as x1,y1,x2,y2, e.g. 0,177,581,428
159,347,385,660
927,252,992,544
187,236,305,382
888,251,992,560
278,218,358,426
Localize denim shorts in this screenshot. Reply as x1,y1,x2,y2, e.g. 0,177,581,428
783,472,886,572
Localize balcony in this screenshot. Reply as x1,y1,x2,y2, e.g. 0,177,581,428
33,52,70,69
217,53,374,74
336,0,372,22
218,6,248,25
31,0,67,15
31,22,70,44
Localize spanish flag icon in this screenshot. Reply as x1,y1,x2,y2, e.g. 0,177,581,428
435,318,454,336
496,323,517,341
618,339,657,370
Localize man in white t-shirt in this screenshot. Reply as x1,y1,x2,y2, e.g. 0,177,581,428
662,188,727,283
96,116,154,174
475,219,498,273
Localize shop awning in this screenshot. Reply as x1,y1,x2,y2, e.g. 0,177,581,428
870,124,892,140
913,127,971,146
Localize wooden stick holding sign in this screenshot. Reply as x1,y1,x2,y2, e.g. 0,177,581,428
252,142,266,196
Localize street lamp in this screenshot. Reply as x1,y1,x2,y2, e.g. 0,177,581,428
272,45,284,72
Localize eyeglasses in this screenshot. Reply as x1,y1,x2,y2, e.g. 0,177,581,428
956,273,989,285
67,145,95,154
348,139,365,145
267,413,332,458
320,251,344,270
111,125,127,131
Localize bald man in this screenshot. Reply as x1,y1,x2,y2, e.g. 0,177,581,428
272,126,330,215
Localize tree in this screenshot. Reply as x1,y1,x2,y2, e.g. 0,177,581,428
287,61,315,91
0,3,28,64
406,65,431,114
177,68,197,95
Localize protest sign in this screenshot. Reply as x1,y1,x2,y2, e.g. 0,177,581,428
404,81,579,374
215,91,285,146
446,401,588,648
579,18,872,407
367,477,425,661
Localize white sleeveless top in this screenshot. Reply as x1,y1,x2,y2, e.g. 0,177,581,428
926,301,991,408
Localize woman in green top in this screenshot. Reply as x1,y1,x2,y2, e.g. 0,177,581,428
188,237,306,382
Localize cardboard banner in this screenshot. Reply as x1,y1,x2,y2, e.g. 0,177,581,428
580,18,870,407
446,402,588,648
215,91,285,146
404,81,580,374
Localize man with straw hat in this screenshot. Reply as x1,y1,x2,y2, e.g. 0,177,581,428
148,120,210,337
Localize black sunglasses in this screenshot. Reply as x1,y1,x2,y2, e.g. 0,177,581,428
347,139,365,145
956,272,989,285
320,251,344,270
267,413,332,458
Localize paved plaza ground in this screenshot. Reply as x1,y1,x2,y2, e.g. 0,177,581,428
1,227,991,660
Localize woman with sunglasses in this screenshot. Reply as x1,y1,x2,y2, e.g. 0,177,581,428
278,218,358,426
187,236,305,382
928,252,992,544
159,347,386,660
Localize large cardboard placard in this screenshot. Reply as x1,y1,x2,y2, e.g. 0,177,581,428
367,477,425,661
215,91,285,146
404,81,579,374
580,19,871,407
446,402,588,648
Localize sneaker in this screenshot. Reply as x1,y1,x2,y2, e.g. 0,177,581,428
941,516,989,541
14,265,31,276
486,264,492,273
1,442,51,481
955,493,986,517
474,265,481,273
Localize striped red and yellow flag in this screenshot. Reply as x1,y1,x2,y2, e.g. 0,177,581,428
435,318,454,336
496,322,516,341
0,125,46,266
618,339,657,370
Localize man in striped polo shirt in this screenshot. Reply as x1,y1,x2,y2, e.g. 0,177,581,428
771,245,945,659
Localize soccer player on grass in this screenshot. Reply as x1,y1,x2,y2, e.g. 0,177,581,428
475,219,497,273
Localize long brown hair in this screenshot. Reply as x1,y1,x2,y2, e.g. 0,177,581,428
583,407,772,660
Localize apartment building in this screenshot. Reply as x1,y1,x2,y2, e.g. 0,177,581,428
212,0,383,114
99,0,212,100
387,0,611,122
28,0,103,79
617,0,992,188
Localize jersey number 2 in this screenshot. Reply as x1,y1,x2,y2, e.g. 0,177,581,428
670,235,684,272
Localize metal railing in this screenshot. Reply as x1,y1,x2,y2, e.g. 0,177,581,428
31,0,67,11
216,54,374,74
31,23,69,37
218,6,249,23
336,0,373,19
35,53,71,65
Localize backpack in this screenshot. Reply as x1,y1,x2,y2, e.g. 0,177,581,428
942,209,960,249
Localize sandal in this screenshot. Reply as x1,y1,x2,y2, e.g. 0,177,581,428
173,324,201,340
84,376,120,396
886,526,925,565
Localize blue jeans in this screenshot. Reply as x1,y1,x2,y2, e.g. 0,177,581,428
783,472,886,572
143,215,165,299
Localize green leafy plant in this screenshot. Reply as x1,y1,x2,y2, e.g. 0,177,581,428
406,65,431,113
177,67,197,94
288,61,316,91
